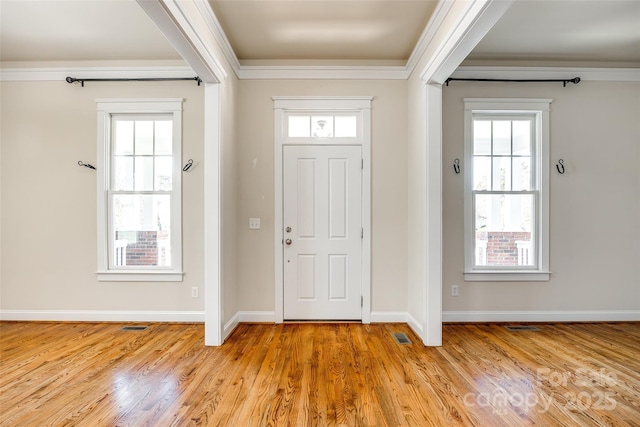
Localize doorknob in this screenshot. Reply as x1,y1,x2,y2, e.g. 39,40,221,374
285,238,292,246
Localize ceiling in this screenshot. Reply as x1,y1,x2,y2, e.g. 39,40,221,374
466,0,640,65
208,0,437,63
0,0,181,62
1,0,639,67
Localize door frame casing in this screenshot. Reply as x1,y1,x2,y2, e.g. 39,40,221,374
273,96,372,324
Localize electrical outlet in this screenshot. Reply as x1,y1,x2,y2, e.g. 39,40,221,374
191,287,199,298
451,285,459,297
249,218,261,230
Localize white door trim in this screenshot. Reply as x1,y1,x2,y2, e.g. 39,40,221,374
273,97,372,324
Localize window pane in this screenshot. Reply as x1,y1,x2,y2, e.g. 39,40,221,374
312,116,333,137
113,156,133,191
155,157,172,191
513,121,531,155
335,116,357,137
288,116,310,137
475,193,534,267
513,157,532,191
492,157,511,191
493,120,511,155
112,194,171,267
135,121,154,155
155,121,172,155
134,157,154,191
473,120,491,155
473,156,491,191
114,120,134,155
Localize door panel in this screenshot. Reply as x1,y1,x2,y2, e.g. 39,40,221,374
283,145,362,320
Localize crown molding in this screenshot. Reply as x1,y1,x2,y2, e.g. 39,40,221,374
451,66,640,82
420,0,513,83
3,65,637,84
404,0,454,76
193,0,242,73
236,65,410,80
136,0,225,83
0,66,197,82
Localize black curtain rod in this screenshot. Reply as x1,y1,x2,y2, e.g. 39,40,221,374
445,77,580,87
66,76,202,87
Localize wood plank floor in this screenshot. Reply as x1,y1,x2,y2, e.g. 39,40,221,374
1,322,638,426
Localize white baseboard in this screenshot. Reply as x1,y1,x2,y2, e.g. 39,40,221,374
222,311,275,342
0,309,205,323
370,311,408,323
223,312,240,340
406,313,424,339
238,311,276,323
3,309,634,329
442,310,640,323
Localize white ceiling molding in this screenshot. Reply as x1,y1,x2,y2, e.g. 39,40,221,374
3,65,636,84
0,66,196,82
237,65,410,80
404,0,454,76
451,67,640,82
420,0,513,84
137,0,226,84
193,0,242,74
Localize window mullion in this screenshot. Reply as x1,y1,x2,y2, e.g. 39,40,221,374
490,120,494,190
133,121,138,192
510,120,514,191
152,120,156,192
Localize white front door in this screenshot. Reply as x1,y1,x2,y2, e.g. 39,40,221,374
283,145,362,320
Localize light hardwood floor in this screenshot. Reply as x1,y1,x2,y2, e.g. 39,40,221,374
1,321,638,426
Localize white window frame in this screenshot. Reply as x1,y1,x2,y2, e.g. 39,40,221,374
96,99,184,281
463,98,551,281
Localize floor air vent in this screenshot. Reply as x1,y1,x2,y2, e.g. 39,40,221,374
393,332,412,344
505,325,540,332
121,326,149,331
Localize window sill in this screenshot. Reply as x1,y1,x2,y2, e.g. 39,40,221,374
464,271,551,282
97,271,184,282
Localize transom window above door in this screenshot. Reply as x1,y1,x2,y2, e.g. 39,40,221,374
287,114,358,138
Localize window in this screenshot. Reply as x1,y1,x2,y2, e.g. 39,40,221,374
464,99,551,281
285,112,361,141
96,99,183,281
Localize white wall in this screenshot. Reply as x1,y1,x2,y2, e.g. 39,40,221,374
235,79,408,315
442,80,640,317
0,79,206,316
